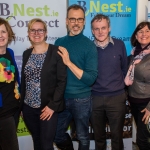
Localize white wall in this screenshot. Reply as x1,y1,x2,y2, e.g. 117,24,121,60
148,0,150,21
136,0,148,24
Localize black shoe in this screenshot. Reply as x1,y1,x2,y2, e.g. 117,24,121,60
55,133,74,150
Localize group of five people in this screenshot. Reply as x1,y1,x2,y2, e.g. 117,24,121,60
0,4,150,150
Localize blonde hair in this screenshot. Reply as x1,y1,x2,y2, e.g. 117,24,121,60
28,18,47,32
28,18,47,42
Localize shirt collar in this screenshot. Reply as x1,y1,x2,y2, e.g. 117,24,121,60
94,37,114,49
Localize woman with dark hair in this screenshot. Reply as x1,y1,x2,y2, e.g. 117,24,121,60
0,17,20,150
21,18,67,150
125,21,150,150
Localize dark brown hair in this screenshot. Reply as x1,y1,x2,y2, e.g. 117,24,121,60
131,21,150,47
67,4,85,18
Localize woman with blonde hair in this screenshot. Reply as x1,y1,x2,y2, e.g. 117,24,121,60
21,18,67,150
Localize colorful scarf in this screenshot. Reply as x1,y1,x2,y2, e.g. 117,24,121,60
125,43,150,86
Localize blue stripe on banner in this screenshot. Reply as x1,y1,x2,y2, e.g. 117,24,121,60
69,0,137,56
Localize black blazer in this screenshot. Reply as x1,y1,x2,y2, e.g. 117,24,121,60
21,44,67,112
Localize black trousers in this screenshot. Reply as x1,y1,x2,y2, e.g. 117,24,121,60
0,116,19,150
130,102,150,150
90,92,126,150
23,104,58,150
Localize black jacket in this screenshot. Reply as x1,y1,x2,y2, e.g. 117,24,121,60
21,44,67,112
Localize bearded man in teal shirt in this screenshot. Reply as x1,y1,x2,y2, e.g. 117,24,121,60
54,4,98,150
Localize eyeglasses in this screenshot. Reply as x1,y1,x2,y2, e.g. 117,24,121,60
68,18,84,23
29,29,45,34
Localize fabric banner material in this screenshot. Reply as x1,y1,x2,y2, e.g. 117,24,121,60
0,0,67,56
69,0,137,55
1,0,67,150
68,0,137,149
0,0,137,149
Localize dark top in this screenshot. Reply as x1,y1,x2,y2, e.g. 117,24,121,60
55,32,98,98
0,49,20,120
92,38,127,96
21,44,67,112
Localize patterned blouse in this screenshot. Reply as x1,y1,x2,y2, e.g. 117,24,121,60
24,52,47,108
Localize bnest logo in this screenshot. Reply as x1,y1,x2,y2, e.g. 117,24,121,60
77,0,132,18
0,3,60,28
17,117,30,137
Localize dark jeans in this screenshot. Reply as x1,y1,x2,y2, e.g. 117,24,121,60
90,92,126,150
130,102,150,150
0,116,19,150
54,96,92,150
22,104,58,150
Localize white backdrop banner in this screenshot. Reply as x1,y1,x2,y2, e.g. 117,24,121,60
1,0,67,150
0,0,143,150
1,0,67,56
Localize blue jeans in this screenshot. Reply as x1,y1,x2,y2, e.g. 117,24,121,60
54,96,92,150
22,104,58,150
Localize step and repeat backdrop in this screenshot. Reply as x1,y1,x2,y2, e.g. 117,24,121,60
69,0,137,56
1,0,147,150
68,1,136,150
149,0,150,21
1,0,67,149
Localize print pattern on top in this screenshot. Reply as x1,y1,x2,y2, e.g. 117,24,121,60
0,57,15,83
24,52,47,108
14,82,20,99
